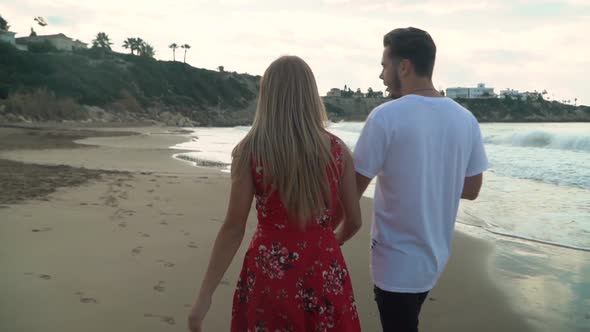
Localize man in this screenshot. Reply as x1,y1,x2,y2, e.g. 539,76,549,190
353,27,489,332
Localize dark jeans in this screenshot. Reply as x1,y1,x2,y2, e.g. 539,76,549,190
374,285,430,332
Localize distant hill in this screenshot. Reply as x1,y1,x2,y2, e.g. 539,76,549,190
323,95,590,123
455,97,590,122
0,43,259,126
0,42,588,125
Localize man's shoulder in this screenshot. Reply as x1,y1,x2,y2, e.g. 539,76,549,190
445,98,475,115
367,98,407,121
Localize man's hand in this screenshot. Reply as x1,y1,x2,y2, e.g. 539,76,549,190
462,173,483,200
355,173,372,199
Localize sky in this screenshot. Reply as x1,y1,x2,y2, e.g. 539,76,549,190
2,0,590,105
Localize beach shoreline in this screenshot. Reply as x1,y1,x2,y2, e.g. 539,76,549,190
0,125,536,331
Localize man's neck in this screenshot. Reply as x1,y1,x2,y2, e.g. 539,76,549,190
401,78,442,97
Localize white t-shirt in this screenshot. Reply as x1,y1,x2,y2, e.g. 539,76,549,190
353,95,489,293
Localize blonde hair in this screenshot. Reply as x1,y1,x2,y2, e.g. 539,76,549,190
233,55,336,225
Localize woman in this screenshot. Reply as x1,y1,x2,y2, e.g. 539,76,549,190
188,56,363,332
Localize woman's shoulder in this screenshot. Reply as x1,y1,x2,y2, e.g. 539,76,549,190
326,131,342,146
326,132,350,155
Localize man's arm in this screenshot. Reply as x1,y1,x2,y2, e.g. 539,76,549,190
462,116,488,201
355,172,372,199
461,173,483,200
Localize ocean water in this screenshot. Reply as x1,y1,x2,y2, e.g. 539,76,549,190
171,122,590,331
172,122,590,252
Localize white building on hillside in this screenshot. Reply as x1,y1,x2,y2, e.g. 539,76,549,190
326,88,342,97
446,83,495,99
446,87,470,98
0,30,16,45
500,89,541,100
16,33,87,51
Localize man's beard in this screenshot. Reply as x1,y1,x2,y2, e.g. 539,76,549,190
389,71,402,100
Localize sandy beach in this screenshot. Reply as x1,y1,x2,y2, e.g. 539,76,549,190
0,126,534,332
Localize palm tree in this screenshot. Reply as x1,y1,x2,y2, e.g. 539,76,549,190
181,44,191,63
123,38,135,55
169,43,178,61
0,15,9,31
92,32,113,50
131,38,143,55
139,42,155,58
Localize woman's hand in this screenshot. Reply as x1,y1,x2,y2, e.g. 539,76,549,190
188,294,212,332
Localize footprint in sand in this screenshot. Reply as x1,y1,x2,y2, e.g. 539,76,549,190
103,195,118,208
144,313,175,325
118,222,127,228
131,246,143,256
0,205,9,209
429,297,437,302
153,281,166,292
157,259,175,268
32,227,52,233
160,221,168,225
160,212,184,217
147,189,155,193
220,280,230,286
150,179,157,183
146,203,154,208
75,291,99,304
111,209,136,221
181,231,190,236
79,202,88,206
24,272,34,276
139,232,151,238
39,274,52,280
188,242,198,249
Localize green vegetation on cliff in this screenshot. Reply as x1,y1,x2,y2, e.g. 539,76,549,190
323,95,590,123
456,97,590,122
0,43,259,125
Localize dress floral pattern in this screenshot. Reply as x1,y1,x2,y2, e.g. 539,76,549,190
231,134,361,332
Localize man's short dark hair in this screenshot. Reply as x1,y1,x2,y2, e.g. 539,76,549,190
384,27,436,78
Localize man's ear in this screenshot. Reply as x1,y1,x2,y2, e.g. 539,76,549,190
399,59,412,77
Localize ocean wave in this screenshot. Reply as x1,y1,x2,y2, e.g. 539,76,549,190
484,130,590,152
457,210,590,252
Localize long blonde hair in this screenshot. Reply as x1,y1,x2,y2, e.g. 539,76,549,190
233,56,336,224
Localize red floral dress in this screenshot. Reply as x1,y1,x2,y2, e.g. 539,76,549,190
231,134,361,332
